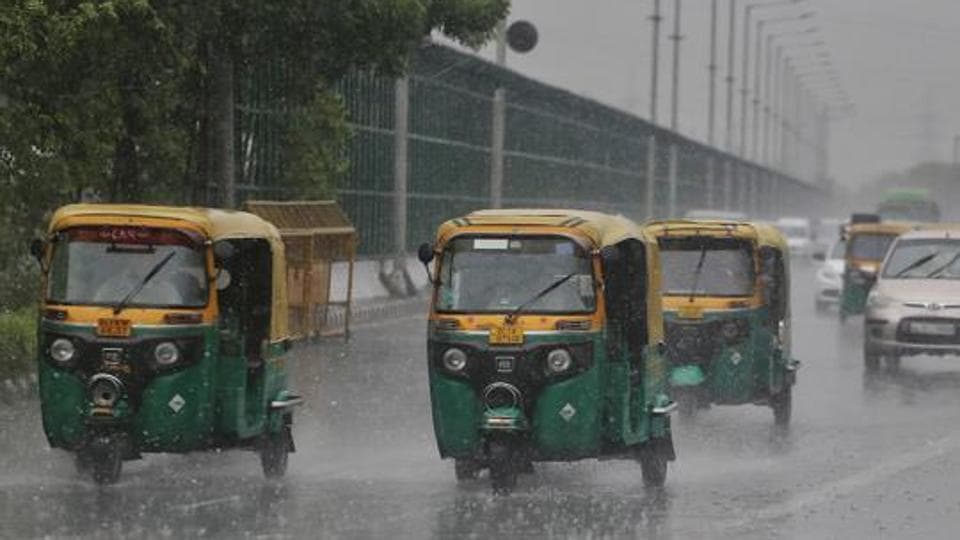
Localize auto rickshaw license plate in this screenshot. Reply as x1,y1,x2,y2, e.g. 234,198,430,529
490,325,523,345
97,318,132,337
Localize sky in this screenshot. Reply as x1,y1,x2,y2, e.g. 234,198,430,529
451,0,960,187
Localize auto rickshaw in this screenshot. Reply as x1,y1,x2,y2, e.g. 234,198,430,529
644,220,798,426
839,221,914,322
418,209,677,493
31,204,302,484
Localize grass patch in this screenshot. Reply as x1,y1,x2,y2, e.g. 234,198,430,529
0,308,36,380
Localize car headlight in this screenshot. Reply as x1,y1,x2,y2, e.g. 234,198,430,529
49,338,75,365
546,349,573,374
154,342,181,366
442,348,467,372
866,291,892,309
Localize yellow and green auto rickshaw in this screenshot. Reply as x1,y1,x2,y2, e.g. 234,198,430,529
839,221,915,322
31,204,302,484
644,220,798,426
417,209,677,493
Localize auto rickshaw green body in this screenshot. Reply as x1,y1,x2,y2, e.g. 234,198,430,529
839,222,914,320
423,209,677,492
35,204,300,483
645,220,798,425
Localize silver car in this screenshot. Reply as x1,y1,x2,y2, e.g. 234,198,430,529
863,229,960,371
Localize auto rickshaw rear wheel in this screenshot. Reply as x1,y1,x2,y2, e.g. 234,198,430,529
772,385,792,428
260,422,292,479
454,458,481,481
639,447,667,488
487,439,517,494
83,435,123,485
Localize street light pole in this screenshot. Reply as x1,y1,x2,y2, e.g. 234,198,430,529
708,0,718,146
670,0,682,131
646,0,663,219
724,0,737,152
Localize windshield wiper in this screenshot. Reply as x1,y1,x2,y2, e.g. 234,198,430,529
688,244,709,303
113,252,177,314
505,271,577,324
894,252,938,277
925,251,960,279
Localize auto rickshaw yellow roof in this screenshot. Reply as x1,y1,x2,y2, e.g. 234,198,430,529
436,208,648,247
845,221,915,237
643,219,788,251
48,203,284,244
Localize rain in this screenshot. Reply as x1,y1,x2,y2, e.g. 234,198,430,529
3,1,960,539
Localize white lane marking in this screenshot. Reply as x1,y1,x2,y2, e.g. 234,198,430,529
722,432,960,530
173,495,242,512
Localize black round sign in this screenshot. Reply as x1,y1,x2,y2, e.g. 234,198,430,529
506,20,538,54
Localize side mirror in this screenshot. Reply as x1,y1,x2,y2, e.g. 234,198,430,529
417,243,434,265
812,251,826,262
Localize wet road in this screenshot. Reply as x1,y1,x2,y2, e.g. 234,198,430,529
4,263,960,538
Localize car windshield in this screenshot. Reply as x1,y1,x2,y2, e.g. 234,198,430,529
47,226,209,308
436,236,595,313
882,238,960,279
659,237,755,297
848,233,896,261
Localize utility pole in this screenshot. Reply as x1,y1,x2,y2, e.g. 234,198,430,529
490,20,507,209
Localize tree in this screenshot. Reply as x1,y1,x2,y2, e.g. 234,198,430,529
0,0,509,307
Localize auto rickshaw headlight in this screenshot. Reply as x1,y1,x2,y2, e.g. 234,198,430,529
49,338,75,365
88,374,124,408
442,348,467,372
154,341,180,366
546,349,573,374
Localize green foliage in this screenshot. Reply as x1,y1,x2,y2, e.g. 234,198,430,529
280,90,351,199
0,0,509,308
0,308,36,380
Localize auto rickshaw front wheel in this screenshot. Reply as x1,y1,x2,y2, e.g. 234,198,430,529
260,421,293,479
487,439,518,494
79,435,123,485
639,447,668,488
454,458,481,481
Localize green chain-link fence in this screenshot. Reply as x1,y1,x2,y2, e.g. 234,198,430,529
236,44,826,257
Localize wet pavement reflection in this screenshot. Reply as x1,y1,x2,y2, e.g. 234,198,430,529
4,264,960,538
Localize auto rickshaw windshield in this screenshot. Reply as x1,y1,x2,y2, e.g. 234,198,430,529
46,226,209,308
659,237,755,297
849,233,895,261
435,235,595,313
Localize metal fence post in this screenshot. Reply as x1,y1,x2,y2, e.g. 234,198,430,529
393,76,409,257
668,142,678,217
490,88,505,208
646,134,658,218
705,155,715,209
723,160,733,211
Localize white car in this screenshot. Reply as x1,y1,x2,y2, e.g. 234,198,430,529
776,217,813,260
814,239,846,313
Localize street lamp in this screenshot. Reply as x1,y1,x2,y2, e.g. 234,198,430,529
739,2,811,157
762,31,819,166
751,14,815,160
